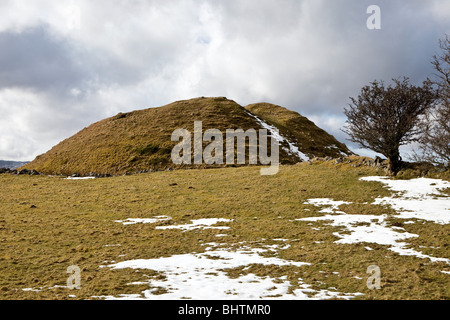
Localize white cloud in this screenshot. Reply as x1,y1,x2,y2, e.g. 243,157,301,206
0,88,60,160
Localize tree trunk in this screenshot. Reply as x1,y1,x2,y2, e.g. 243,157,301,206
387,150,402,176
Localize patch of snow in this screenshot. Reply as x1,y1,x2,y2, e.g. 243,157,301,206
375,198,449,225
115,216,171,225
66,177,96,180
48,285,71,290
361,177,450,198
300,213,385,228
156,218,233,231
304,199,350,214
325,145,351,157
389,246,449,263
300,194,450,264
300,213,422,249
98,246,362,300
246,111,309,161
333,224,418,247
360,177,450,225
22,288,42,292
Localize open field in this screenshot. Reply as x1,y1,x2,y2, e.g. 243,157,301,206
0,161,449,300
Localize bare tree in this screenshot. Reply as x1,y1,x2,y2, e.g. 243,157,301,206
414,35,450,167
344,78,437,175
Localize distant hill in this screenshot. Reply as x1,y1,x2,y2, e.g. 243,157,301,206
0,160,30,169
22,97,353,175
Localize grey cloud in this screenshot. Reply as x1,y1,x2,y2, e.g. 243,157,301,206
0,26,85,91
189,0,447,154
0,23,184,97
0,0,449,160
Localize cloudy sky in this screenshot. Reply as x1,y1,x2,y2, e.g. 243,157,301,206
1,0,449,161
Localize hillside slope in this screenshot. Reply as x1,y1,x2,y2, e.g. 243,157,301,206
245,103,352,159
23,97,352,175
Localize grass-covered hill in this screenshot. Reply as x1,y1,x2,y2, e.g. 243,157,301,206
22,97,352,175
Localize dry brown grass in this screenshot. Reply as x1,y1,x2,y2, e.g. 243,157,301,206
246,103,353,158
1,162,448,300
22,97,352,176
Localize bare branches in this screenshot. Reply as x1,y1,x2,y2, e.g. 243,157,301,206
415,35,450,167
344,78,437,175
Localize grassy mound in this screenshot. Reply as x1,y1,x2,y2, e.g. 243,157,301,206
23,97,352,175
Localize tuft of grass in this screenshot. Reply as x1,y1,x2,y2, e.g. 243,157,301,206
136,144,160,156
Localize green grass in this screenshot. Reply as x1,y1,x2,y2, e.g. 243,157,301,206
0,163,448,300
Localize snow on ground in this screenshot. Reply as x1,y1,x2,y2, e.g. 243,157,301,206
114,217,232,230
297,213,449,262
22,288,42,292
99,220,362,300
98,243,362,300
66,177,96,180
361,177,450,198
115,216,171,225
155,218,233,231
246,111,309,161
298,177,450,264
97,176,448,299
304,199,351,214
361,177,450,224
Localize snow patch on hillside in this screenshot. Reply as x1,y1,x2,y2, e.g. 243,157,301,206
246,111,309,161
